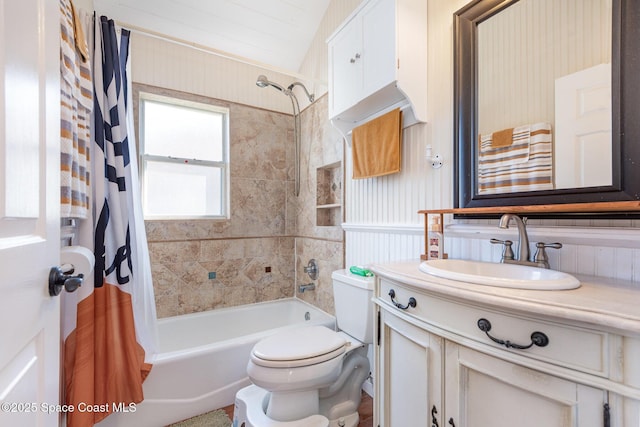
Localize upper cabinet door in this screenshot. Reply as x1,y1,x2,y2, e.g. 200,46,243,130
361,0,396,97
328,14,363,116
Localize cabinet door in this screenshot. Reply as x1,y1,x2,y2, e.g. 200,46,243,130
445,342,607,427
361,0,396,97
328,14,362,115
376,309,442,427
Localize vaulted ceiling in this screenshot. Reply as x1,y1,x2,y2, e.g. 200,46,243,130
93,0,332,73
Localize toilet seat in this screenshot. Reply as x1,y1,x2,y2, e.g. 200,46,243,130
251,326,346,368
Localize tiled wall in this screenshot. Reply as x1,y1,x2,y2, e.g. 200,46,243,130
294,94,345,316
135,84,298,318
137,86,346,318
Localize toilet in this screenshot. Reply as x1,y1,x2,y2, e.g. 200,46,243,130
233,269,374,427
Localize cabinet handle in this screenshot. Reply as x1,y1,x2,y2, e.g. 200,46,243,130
448,418,456,427
349,53,361,63
477,318,549,350
431,405,439,427
388,289,417,310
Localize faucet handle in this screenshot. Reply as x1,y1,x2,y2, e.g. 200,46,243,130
533,242,562,268
490,238,515,261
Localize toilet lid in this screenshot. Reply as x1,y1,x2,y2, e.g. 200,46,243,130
251,325,346,368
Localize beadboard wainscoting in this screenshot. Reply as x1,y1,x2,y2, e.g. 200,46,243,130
343,223,423,268
344,222,640,286
446,224,640,284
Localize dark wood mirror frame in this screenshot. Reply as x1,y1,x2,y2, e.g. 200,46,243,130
453,0,640,215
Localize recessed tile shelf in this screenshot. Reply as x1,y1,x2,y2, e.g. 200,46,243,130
316,162,342,227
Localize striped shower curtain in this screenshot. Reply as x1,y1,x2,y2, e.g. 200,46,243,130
63,14,158,427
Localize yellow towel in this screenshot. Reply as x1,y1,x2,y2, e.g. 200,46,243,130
352,109,402,179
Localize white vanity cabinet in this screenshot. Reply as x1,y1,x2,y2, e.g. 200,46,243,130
327,0,427,133
372,262,640,427
376,307,442,425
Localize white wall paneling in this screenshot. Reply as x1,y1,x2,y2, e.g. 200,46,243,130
343,223,423,267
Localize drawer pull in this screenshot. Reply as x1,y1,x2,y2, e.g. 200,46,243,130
477,318,549,350
388,289,417,310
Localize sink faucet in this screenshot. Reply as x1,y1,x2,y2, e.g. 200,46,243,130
498,214,530,263
493,214,562,269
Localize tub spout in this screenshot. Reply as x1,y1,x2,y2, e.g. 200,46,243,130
298,283,315,293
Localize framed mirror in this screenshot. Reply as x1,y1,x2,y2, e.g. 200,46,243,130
454,0,640,211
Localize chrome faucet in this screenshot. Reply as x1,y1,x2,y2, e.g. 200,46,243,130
298,283,315,293
491,213,562,269
498,214,530,263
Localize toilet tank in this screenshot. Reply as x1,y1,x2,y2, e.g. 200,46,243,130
331,269,375,344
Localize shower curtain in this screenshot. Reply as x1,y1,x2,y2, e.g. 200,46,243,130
63,11,158,427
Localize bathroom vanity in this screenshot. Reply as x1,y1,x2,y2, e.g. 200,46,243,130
371,260,640,427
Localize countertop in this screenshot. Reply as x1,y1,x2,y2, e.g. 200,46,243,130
370,259,640,336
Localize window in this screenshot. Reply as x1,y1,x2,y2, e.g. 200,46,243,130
139,92,229,219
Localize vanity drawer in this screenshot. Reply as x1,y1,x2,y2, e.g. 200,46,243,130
377,278,609,377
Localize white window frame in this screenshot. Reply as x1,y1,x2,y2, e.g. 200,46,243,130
139,91,230,220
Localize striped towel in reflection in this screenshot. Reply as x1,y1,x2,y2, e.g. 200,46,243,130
478,123,553,194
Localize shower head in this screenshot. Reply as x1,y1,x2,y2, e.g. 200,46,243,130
256,75,287,93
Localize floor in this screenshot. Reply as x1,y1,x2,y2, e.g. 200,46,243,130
220,391,373,426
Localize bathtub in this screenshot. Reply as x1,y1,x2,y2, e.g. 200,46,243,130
97,298,335,427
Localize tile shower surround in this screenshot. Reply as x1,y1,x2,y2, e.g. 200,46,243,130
140,87,345,318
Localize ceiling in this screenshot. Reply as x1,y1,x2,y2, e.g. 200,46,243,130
93,0,332,74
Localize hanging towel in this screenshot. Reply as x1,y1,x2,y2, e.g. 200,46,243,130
478,123,553,194
490,127,514,148
60,0,92,219
352,108,402,179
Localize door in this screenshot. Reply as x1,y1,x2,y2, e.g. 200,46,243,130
360,0,395,97
376,308,442,427
328,12,363,116
0,0,61,426
445,342,607,427
555,63,612,189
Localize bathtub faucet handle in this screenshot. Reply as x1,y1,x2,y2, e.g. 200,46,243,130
304,259,319,280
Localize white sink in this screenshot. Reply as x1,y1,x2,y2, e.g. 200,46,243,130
419,259,580,290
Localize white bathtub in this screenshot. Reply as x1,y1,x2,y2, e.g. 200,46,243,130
97,298,335,427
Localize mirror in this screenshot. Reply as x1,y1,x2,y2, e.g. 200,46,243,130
454,0,640,210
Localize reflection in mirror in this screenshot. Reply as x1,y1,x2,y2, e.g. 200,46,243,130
454,0,640,212
477,0,612,194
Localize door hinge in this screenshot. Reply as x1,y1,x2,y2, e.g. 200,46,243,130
603,403,610,427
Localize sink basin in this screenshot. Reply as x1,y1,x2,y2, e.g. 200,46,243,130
419,259,580,290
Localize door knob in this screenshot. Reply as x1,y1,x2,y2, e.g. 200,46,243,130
49,265,83,296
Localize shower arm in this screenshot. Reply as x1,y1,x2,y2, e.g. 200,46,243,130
287,82,315,103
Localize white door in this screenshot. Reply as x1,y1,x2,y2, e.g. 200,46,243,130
555,63,612,189
0,0,61,426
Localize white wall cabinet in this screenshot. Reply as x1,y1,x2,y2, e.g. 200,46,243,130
372,262,640,427
327,0,427,136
